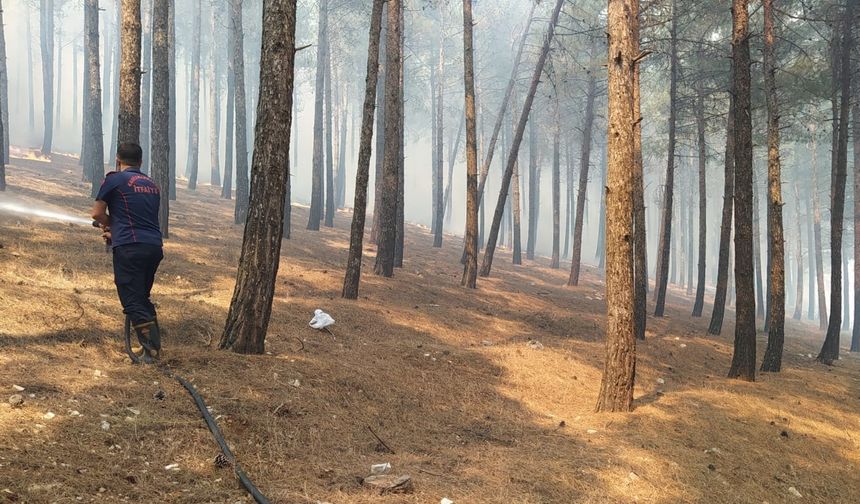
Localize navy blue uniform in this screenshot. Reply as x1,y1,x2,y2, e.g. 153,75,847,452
96,170,163,326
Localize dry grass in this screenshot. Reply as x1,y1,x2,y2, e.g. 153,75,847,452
1,151,859,504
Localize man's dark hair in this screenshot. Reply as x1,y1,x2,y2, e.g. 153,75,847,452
117,143,144,166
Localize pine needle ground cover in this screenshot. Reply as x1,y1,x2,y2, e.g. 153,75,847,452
1,152,859,503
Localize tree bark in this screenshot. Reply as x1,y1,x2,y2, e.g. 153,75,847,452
371,10,387,244
308,0,328,230
692,85,707,317
811,129,827,328
596,0,637,413
208,4,222,187
231,0,250,225
167,0,175,205
480,0,564,278
324,32,335,228
551,102,561,269
223,10,235,200
461,0,479,287
818,0,855,365
102,4,113,145
85,0,103,199
852,68,860,352
342,0,385,298
40,0,55,155
761,0,785,372
140,0,152,174
27,10,36,132
568,73,597,285
432,24,444,248
806,187,815,320
0,0,8,163
792,182,804,321
394,7,405,268
117,0,142,145
186,0,201,189
443,112,465,224
708,97,735,335
728,0,756,382
220,0,296,354
653,0,678,317
150,0,169,238
372,0,402,278
526,117,540,260
511,111,523,265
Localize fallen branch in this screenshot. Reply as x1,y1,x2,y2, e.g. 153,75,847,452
367,425,395,454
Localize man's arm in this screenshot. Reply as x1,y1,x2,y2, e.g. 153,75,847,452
91,200,110,227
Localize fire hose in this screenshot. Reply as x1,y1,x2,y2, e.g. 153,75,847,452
123,320,271,503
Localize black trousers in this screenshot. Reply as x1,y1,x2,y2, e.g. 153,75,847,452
112,244,163,326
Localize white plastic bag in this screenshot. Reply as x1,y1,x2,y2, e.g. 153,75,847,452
309,309,335,330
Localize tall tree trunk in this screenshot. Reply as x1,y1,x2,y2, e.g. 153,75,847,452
109,6,120,157
0,0,8,162
432,23,444,248
167,0,175,205
564,143,573,259
186,0,201,189
761,0,785,372
220,0,296,354
728,0,756,382
394,7,405,268
631,57,648,328
208,4,222,187
653,0,678,316
308,0,328,230
692,86,707,316
597,143,608,269
337,96,347,208
102,4,112,143
342,0,384,299
526,117,539,260
28,10,36,132
223,12,235,200
568,73,597,285
461,0,479,287
811,129,827,328
118,0,141,145
686,162,694,296
511,111,523,264
82,34,91,174
55,27,62,127
84,0,103,198
140,0,152,174
480,0,564,278
793,182,804,320
456,2,537,266
818,0,855,364
372,0,402,277
551,103,561,269
443,112,465,224
324,34,335,227
843,252,850,331
807,188,816,320
852,67,860,352
40,0,55,155
597,0,637,413
430,65,438,234
151,0,169,238
74,41,79,131
753,177,765,318
231,0,250,224
371,9,387,244
707,97,735,335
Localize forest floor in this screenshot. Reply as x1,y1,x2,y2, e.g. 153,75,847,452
1,150,859,504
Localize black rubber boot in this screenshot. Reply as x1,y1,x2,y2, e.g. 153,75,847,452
133,321,160,363
124,317,143,364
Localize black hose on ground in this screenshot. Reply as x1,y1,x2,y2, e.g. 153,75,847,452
125,322,271,503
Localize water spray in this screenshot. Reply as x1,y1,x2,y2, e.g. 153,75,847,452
0,200,109,251
0,200,92,226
